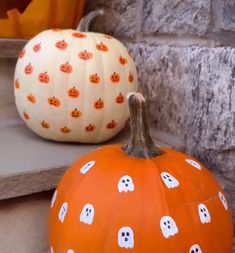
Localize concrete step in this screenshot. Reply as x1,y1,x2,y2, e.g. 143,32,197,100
0,191,51,253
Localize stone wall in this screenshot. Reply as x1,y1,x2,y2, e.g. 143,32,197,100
85,0,235,223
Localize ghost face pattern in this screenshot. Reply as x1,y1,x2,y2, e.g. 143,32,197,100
80,204,95,225
185,159,202,170
118,175,134,193
218,192,228,210
67,250,75,253
189,244,202,253
118,227,134,249
50,190,57,208
198,203,211,224
59,202,68,223
80,161,95,174
160,216,179,238
161,172,179,189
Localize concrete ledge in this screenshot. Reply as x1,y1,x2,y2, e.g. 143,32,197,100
0,123,185,200
0,191,51,253
0,38,27,58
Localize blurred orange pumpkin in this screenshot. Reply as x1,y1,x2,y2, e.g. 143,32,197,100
0,0,84,39
48,92,233,253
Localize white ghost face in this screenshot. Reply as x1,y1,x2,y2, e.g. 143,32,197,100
50,190,57,208
198,203,211,224
67,250,75,253
189,244,202,253
118,175,134,193
185,159,202,170
80,203,95,225
80,161,95,174
118,227,134,249
58,202,68,223
161,172,179,189
218,191,228,210
160,216,179,238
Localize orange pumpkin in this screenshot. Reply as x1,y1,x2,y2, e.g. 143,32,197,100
48,96,61,107
41,120,50,129
70,108,81,118
27,93,36,104
94,98,104,110
67,87,80,98
49,92,233,253
0,0,84,39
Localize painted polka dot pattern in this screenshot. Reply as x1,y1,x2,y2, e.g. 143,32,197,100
14,30,138,143
49,146,233,253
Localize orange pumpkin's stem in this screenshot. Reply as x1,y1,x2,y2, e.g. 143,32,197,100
123,92,164,159
76,9,104,32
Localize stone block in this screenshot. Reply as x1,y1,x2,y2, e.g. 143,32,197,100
127,42,235,215
221,0,235,31
0,191,51,253
84,0,138,38
142,0,211,36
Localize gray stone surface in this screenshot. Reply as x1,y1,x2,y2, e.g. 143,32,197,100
0,123,182,200
0,38,27,58
142,0,211,36
127,42,235,216
221,0,235,31
84,0,138,38
0,191,51,253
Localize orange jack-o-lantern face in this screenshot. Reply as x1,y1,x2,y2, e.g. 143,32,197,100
19,49,25,58
55,40,68,50
72,32,86,38
41,120,50,129
78,50,93,60
110,72,120,83
24,63,33,74
128,71,134,83
68,87,80,98
96,42,109,52
85,124,95,132
23,111,30,120
106,120,117,129
94,98,104,109
60,127,71,133
115,92,125,104
15,79,20,89
70,108,81,118
60,62,72,73
33,43,41,52
48,97,61,107
27,94,36,104
119,56,128,65
38,72,50,83
89,73,100,84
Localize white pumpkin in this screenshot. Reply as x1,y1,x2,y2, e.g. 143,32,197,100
14,10,138,143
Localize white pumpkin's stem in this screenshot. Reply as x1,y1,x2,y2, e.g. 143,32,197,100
77,9,104,32
123,92,164,159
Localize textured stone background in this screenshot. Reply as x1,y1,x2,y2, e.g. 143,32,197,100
85,0,235,235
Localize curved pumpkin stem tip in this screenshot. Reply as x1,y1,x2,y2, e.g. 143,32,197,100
77,9,104,32
126,92,145,103
123,92,164,159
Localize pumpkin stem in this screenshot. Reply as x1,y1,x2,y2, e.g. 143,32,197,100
123,92,164,159
77,9,104,32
